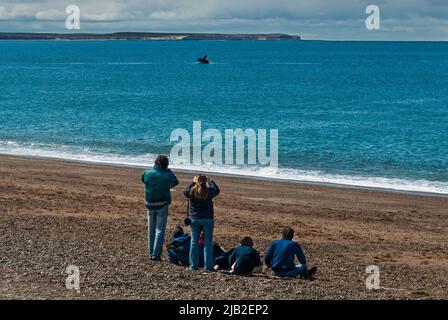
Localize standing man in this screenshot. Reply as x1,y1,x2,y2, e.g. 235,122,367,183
142,155,179,261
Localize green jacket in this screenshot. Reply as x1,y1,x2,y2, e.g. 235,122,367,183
142,165,179,210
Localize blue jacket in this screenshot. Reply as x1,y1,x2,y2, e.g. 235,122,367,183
167,234,191,257
264,238,307,273
167,234,209,266
229,245,261,274
183,180,220,219
142,165,179,210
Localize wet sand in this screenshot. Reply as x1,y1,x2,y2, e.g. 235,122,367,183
1,154,447,299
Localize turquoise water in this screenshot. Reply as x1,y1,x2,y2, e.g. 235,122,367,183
0,40,447,193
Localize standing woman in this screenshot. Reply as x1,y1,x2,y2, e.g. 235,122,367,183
184,174,220,271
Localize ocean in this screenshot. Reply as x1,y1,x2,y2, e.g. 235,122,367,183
0,40,447,194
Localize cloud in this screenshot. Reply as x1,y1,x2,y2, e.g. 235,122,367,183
35,9,64,21
149,11,178,20
0,0,447,40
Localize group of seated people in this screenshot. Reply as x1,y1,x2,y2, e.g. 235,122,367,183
166,226,317,279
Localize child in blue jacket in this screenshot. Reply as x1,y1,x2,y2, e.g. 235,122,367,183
228,236,262,275
264,227,317,278
167,226,191,266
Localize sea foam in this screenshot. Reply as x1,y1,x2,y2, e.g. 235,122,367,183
1,140,447,195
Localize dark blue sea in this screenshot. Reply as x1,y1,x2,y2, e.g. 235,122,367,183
0,40,447,193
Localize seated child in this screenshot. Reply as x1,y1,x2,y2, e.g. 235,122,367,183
166,226,191,266
227,236,262,275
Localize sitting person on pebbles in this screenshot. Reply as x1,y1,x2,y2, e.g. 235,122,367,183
264,227,317,279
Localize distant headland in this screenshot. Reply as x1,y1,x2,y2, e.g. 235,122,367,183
0,32,301,41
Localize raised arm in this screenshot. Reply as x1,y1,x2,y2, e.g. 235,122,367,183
141,171,148,184
183,182,195,199
208,180,220,198
167,169,179,188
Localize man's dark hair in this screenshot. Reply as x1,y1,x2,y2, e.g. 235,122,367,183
282,227,295,240
173,226,184,238
154,155,169,169
240,236,254,247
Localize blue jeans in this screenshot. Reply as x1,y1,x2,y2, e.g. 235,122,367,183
273,264,307,278
189,218,214,270
147,206,169,260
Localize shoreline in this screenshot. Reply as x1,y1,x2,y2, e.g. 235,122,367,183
1,153,447,198
0,32,301,41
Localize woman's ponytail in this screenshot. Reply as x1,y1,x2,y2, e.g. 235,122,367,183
190,174,209,199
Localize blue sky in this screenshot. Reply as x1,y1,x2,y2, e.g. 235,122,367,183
0,0,447,40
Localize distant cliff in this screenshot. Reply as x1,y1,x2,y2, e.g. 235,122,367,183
0,32,301,41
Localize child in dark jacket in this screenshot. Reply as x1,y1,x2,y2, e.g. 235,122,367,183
166,226,191,266
228,236,262,275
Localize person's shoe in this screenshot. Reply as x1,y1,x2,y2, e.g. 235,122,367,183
304,266,317,279
189,267,199,271
222,270,234,275
214,264,220,271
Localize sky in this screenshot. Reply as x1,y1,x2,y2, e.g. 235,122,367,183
0,0,447,40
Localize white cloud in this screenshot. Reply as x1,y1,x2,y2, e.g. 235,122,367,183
0,6,12,20
149,11,177,20
35,9,64,21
